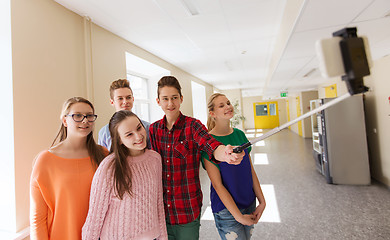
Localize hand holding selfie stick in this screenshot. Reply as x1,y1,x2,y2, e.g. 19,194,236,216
233,27,370,154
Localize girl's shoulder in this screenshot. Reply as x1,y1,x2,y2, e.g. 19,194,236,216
145,149,162,161
232,128,245,135
96,153,116,172
33,150,55,166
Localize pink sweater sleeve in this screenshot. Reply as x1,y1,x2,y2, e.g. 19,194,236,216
82,156,113,240
156,155,168,240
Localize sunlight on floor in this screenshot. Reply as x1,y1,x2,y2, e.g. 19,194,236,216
247,129,256,133
258,184,281,223
246,133,255,138
255,133,263,138
201,184,281,223
254,153,269,165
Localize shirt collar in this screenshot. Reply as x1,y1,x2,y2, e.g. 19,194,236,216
162,112,185,130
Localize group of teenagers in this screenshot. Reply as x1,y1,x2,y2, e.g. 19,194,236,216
30,76,266,240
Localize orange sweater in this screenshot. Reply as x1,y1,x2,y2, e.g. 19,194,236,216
30,150,105,240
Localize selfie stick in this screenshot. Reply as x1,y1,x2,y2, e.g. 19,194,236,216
233,27,370,153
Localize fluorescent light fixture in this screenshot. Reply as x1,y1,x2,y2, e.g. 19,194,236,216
179,0,199,16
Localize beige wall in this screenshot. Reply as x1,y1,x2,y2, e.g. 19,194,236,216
12,0,87,231
11,0,213,232
286,91,318,138
287,93,299,135
363,55,390,187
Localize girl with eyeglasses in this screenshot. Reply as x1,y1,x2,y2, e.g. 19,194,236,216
82,110,167,240
30,97,108,240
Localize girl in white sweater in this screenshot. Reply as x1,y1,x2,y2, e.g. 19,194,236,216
82,110,167,240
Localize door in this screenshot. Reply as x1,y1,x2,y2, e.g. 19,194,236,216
253,101,279,129
296,96,303,136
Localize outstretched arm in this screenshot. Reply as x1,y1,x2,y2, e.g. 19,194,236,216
213,145,245,165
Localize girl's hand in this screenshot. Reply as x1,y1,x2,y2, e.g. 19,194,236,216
253,202,266,223
236,214,256,226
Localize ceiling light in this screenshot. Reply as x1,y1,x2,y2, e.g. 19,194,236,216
179,0,199,16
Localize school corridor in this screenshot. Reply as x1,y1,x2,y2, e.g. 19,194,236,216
199,129,390,240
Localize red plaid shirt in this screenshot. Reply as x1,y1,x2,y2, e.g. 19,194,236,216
149,112,222,225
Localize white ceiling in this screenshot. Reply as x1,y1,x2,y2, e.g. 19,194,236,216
54,0,390,97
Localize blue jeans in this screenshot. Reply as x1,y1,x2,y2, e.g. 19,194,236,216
213,201,256,240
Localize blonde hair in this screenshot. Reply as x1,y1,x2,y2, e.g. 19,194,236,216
206,93,227,131
51,97,105,167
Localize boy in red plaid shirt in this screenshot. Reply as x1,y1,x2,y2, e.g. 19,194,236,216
149,76,245,240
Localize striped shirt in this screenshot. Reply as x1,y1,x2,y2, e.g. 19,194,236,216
149,112,222,225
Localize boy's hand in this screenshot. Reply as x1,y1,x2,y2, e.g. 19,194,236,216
213,145,244,164
224,145,244,165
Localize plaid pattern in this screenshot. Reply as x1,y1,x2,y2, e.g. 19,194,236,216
149,113,222,225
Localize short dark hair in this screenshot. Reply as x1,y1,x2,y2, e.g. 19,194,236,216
157,76,182,98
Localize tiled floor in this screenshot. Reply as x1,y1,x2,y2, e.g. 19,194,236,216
199,129,390,240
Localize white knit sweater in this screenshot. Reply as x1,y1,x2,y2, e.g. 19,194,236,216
82,149,168,240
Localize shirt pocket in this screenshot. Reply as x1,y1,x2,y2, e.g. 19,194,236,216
173,138,189,159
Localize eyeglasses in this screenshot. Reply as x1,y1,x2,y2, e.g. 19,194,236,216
66,114,97,122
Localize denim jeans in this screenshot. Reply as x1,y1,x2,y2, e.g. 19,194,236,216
213,201,256,240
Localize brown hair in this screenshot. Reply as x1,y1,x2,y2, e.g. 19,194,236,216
109,110,146,199
207,93,227,131
157,76,182,98
109,79,133,99
51,97,105,167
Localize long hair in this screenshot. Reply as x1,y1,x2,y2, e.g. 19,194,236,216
109,110,146,199
51,97,105,167
207,93,227,131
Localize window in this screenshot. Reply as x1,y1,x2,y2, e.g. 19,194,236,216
191,81,207,125
127,73,150,122
256,104,268,116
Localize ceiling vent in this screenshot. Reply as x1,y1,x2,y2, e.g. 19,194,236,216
384,10,390,18
179,0,199,16
303,68,317,78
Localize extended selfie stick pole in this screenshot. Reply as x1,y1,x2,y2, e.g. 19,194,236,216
233,27,370,154
232,92,351,153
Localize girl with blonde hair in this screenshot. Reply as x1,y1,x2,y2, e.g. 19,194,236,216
202,93,266,240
